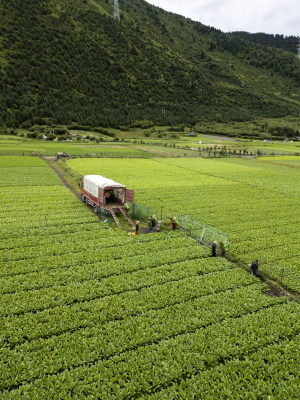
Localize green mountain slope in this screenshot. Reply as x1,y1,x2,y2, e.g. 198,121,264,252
0,0,300,128
229,32,299,55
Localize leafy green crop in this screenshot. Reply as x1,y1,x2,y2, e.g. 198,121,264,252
1,156,299,399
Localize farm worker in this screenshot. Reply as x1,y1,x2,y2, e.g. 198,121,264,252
170,218,176,231
212,241,217,257
109,190,115,202
104,191,110,204
152,218,156,229
157,219,161,232
148,217,153,233
135,220,140,235
250,260,259,277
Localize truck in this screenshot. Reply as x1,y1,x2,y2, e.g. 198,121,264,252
56,152,70,159
81,175,134,228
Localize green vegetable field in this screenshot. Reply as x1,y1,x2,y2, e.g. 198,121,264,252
0,141,147,157
68,156,300,292
0,156,299,399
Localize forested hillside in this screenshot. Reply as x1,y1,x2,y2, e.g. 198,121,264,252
0,0,300,128
230,32,299,55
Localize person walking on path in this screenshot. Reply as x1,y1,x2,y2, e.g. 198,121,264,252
212,240,217,257
135,220,140,235
148,217,153,233
157,219,161,232
170,218,176,231
250,260,259,277
152,217,156,229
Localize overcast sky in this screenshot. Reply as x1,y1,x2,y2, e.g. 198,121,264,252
147,0,300,36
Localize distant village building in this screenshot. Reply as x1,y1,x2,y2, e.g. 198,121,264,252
43,134,47,140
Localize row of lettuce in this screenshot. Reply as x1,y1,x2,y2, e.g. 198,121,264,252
0,156,299,399
1,303,299,399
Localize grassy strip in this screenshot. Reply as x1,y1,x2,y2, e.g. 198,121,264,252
47,159,82,194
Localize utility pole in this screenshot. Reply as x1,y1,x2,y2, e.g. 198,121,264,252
113,0,120,21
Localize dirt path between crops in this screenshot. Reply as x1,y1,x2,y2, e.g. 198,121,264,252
260,279,285,298
239,263,298,301
48,161,81,200
260,276,299,301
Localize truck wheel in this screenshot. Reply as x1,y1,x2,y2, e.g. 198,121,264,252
81,194,85,202
85,198,89,205
94,205,98,214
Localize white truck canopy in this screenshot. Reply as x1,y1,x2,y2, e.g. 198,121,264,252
83,175,125,193
84,175,125,189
